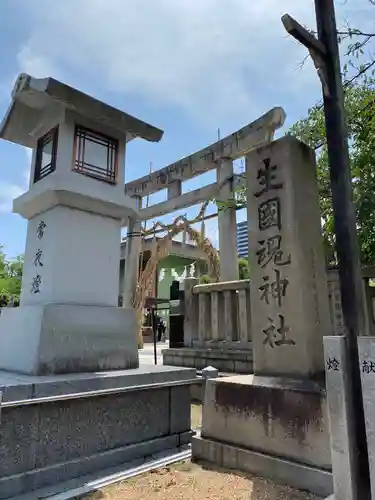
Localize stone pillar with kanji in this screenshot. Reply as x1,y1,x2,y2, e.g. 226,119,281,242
246,135,331,377
192,136,334,495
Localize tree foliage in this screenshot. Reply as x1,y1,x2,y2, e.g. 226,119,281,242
290,80,375,265
238,257,250,280
215,1,375,265
199,257,250,283
199,274,213,284
0,246,23,305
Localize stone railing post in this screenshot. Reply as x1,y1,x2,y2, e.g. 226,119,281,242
183,277,199,347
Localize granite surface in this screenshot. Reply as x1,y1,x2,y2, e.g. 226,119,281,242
0,367,195,499
0,364,196,402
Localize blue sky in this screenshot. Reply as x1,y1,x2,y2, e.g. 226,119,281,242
0,0,372,259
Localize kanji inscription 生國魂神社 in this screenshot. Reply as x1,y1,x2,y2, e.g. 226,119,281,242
246,136,331,377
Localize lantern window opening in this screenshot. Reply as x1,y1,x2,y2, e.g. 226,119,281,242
73,125,119,184
33,126,59,184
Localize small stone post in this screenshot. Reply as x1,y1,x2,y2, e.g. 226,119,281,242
183,277,199,347
358,337,375,500
201,365,219,402
246,136,331,377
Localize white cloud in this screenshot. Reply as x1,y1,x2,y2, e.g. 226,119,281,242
13,0,322,127
0,182,24,214
23,148,32,185
0,149,30,214
17,46,57,80
204,219,219,249
1,0,369,131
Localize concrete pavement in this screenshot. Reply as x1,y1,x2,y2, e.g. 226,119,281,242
138,341,168,365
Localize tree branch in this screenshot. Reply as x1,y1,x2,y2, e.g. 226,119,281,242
344,60,375,86
337,30,375,38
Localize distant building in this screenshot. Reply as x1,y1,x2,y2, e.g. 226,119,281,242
236,220,248,258
118,237,209,322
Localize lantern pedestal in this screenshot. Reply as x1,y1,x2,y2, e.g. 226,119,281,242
0,303,138,375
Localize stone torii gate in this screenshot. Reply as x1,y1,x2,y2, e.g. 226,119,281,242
122,107,286,308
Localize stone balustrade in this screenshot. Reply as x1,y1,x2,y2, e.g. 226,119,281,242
183,278,252,350
182,269,374,349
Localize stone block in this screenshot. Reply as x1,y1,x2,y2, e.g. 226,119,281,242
192,436,333,498
0,365,196,402
201,375,331,470
246,136,331,377
162,347,254,374
170,385,191,434
324,336,357,500
0,435,179,499
34,389,169,469
0,304,139,375
0,365,195,498
0,404,39,477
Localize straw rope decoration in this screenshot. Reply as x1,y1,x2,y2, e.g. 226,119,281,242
132,200,220,315
132,173,234,345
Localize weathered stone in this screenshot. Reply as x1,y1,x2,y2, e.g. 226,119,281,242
191,138,333,497
162,347,253,374
246,136,331,377
192,435,333,498
0,366,195,499
200,375,330,470
0,304,138,375
324,336,357,500
125,107,286,198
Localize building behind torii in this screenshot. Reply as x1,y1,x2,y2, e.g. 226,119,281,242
119,238,209,334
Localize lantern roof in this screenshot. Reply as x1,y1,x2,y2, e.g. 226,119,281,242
0,73,164,148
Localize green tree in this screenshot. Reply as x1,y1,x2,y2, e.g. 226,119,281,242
216,82,375,265
199,257,249,283
199,274,213,284
215,0,375,264
0,246,24,303
290,80,375,265
335,1,375,86
238,257,250,280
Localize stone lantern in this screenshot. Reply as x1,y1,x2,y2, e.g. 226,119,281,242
0,75,195,500
0,73,163,375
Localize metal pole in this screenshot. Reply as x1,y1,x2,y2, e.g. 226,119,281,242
152,307,157,365
315,0,370,495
